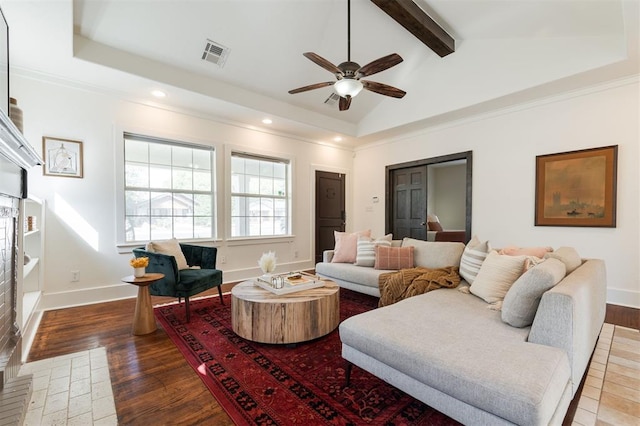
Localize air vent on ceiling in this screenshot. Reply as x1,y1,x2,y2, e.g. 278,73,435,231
324,93,339,107
202,39,230,67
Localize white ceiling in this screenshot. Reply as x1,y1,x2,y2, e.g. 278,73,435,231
3,0,639,147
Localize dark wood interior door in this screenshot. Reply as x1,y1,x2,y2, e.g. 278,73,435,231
315,171,345,263
391,166,427,240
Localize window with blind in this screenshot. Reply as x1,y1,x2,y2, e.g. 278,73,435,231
124,133,215,242
230,152,291,237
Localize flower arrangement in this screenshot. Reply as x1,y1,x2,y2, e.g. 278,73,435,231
258,251,277,275
130,257,149,268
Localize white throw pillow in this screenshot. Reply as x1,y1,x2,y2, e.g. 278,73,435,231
544,246,582,274
459,235,491,284
147,238,189,270
355,234,392,267
470,251,526,304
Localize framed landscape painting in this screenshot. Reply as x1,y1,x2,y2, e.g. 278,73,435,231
535,145,617,227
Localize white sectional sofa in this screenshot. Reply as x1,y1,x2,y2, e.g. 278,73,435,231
316,238,606,425
316,238,464,296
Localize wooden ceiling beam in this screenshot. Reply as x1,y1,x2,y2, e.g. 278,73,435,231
371,0,455,57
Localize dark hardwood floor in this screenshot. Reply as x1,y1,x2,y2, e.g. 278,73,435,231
28,285,638,425
27,285,236,426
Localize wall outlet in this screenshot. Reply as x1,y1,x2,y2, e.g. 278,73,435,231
220,255,227,264
71,270,79,282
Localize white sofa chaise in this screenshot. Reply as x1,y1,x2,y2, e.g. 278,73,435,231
318,239,606,425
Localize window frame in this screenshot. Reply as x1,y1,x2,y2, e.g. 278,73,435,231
227,148,294,242
116,131,218,250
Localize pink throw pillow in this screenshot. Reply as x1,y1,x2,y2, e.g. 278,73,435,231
499,246,553,258
374,246,414,270
332,230,371,263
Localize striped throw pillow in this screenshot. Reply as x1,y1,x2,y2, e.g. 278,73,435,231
355,235,392,267
459,236,490,284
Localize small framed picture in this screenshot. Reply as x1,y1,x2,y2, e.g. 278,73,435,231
42,136,83,178
535,145,617,227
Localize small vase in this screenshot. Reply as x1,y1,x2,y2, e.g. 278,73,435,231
9,97,23,133
133,267,146,278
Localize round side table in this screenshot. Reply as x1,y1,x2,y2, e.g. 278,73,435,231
122,273,164,335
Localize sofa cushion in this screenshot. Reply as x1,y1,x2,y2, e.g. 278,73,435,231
459,235,490,284
502,258,566,327
340,289,570,426
401,238,464,269
315,262,395,290
146,238,189,270
332,230,371,263
374,246,414,270
545,246,582,274
470,251,526,303
355,234,392,267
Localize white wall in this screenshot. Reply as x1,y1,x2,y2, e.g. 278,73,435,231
12,74,354,309
353,78,640,308
12,73,640,310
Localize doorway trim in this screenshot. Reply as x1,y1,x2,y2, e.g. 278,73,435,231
385,151,473,242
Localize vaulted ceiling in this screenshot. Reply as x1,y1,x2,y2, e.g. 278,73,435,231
4,0,639,147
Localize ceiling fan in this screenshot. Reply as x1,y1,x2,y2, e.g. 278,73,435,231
288,0,406,111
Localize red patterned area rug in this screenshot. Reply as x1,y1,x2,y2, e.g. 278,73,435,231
154,289,460,426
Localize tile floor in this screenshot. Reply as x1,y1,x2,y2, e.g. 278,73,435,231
573,323,640,426
18,347,117,426
13,324,638,425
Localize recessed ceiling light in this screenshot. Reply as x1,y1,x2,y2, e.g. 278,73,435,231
151,90,167,98
262,118,273,124
333,136,343,142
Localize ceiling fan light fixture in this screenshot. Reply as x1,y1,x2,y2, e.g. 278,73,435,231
334,78,363,98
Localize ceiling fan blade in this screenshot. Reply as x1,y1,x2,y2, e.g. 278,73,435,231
357,53,403,78
339,95,352,111
362,80,406,98
288,81,334,94
303,52,343,75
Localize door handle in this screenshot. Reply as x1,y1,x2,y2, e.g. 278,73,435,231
420,222,426,226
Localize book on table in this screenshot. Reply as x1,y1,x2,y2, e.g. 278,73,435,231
254,271,325,295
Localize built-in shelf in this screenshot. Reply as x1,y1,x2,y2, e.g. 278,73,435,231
23,257,39,278
20,196,45,347
22,291,41,329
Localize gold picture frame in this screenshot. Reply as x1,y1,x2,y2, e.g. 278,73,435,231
535,145,617,227
42,136,83,178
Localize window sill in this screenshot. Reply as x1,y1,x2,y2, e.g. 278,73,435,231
225,235,295,246
116,238,222,254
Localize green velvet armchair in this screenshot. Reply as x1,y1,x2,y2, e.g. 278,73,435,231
132,243,223,322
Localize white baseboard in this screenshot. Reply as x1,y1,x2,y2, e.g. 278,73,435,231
607,288,640,309
38,283,138,311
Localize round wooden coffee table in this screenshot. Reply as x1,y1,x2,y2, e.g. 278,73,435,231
231,280,340,344
122,273,164,336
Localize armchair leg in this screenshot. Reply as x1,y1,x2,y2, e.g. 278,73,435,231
217,285,224,305
185,296,191,323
